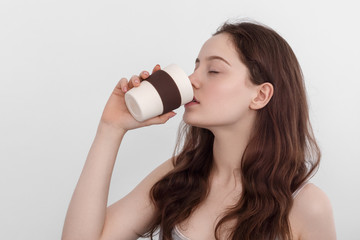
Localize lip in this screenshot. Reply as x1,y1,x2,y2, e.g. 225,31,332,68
185,97,200,107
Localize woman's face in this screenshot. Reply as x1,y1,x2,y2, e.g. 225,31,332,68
183,33,259,130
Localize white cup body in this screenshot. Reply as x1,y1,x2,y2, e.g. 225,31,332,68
125,64,194,122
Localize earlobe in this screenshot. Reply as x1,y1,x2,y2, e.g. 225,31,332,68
250,82,274,110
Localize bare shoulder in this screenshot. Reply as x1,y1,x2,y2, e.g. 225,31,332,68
293,183,332,216
290,183,337,240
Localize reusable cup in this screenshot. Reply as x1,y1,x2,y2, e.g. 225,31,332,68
125,64,194,122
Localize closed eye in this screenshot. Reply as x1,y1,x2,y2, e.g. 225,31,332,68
209,71,219,74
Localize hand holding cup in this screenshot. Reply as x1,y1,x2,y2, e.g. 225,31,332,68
100,65,180,132
125,64,194,122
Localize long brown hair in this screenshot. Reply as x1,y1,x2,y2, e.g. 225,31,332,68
145,21,320,240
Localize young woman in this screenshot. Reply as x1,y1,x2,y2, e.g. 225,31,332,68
62,21,336,240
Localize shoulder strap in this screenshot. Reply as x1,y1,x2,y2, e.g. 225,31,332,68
292,182,310,199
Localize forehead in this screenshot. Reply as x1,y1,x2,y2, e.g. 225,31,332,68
197,33,239,62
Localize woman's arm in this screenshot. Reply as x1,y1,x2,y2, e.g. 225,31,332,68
62,123,125,240
102,154,174,239
62,66,176,240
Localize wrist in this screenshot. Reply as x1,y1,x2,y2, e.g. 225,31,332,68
97,121,127,139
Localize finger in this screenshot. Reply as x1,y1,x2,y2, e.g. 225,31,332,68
152,64,161,74
143,111,177,126
130,75,141,87
139,70,150,80
119,78,129,93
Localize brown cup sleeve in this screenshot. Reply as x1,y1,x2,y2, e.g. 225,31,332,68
144,70,182,114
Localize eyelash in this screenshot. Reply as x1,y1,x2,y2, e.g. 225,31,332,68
208,71,219,74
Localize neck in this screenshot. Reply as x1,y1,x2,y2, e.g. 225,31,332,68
209,118,254,183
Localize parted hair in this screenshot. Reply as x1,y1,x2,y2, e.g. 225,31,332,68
144,21,320,240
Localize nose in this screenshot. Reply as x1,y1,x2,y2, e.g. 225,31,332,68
189,71,200,89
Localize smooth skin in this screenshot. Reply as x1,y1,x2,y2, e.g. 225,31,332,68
62,34,336,240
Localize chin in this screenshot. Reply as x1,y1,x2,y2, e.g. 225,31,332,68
183,114,219,130
183,113,204,128
184,114,247,133
183,113,196,125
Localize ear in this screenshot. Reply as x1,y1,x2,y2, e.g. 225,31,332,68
249,82,274,110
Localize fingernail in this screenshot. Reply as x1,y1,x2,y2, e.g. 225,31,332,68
134,79,140,84
143,71,149,76
123,86,128,92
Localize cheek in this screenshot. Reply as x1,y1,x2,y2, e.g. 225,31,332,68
202,83,254,121
210,82,253,109
183,79,256,127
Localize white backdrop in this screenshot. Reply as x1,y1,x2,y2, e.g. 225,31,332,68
1,0,359,239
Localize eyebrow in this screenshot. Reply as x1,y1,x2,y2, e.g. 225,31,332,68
195,56,231,66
